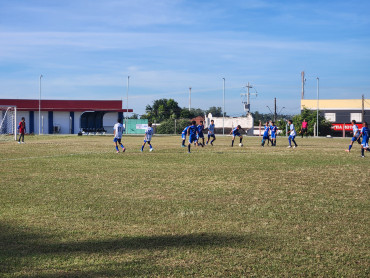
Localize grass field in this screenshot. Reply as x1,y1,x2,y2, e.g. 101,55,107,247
0,135,369,277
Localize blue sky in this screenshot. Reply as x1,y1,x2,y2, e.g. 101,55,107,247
1,0,369,116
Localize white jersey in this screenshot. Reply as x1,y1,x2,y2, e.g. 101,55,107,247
113,123,124,139
145,127,154,141
353,124,359,137
208,124,215,134
290,124,296,136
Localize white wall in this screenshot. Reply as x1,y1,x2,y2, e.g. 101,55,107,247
34,111,49,134
53,112,70,134
74,112,83,134
205,113,254,129
103,112,119,133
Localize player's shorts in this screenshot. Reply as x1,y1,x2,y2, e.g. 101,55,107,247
113,138,122,144
197,132,204,139
233,132,241,137
288,135,296,140
208,134,215,138
271,133,276,139
189,134,197,144
361,138,369,148
144,139,151,144
181,132,186,140
301,128,307,133
262,134,269,140
351,136,360,142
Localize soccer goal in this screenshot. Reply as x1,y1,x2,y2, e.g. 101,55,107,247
0,106,17,141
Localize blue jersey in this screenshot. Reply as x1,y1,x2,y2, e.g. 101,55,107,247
361,127,369,140
197,124,204,134
232,127,240,136
263,126,269,137
182,126,189,134
188,125,198,136
270,125,277,134
208,124,215,134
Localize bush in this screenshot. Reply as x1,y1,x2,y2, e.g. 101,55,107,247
156,119,191,134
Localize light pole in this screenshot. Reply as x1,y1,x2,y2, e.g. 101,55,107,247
189,87,191,111
316,77,319,137
223,78,225,135
126,76,129,134
39,74,43,135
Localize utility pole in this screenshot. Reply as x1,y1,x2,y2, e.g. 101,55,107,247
362,94,365,122
241,82,257,114
301,71,305,99
274,97,277,122
222,78,225,135
189,87,192,111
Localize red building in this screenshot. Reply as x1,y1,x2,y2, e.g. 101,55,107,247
0,99,132,134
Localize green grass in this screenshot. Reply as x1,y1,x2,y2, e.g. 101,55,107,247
0,135,369,277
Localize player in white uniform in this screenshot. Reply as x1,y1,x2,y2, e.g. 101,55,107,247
287,120,298,148
345,120,361,152
113,118,125,153
206,120,216,146
141,122,154,152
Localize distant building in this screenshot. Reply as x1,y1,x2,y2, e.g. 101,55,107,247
301,98,370,132
0,99,133,134
205,113,254,135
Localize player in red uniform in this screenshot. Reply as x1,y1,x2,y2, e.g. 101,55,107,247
18,117,26,144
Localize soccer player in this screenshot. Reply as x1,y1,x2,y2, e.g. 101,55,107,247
287,120,298,148
17,117,26,144
359,122,369,158
230,125,243,147
113,118,125,153
141,122,154,152
345,120,361,152
270,121,278,146
187,120,198,153
206,120,216,146
197,120,205,147
261,121,270,147
181,125,190,147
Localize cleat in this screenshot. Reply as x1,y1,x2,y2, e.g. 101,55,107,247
345,150,350,152
122,148,125,152
140,149,143,152
116,151,119,153
293,146,296,148
287,146,292,148
149,148,153,152
18,142,21,144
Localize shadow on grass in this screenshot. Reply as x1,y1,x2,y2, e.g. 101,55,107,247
0,222,266,277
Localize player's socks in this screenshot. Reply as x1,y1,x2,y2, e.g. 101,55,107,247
261,139,265,147
182,140,185,146
240,138,243,143
188,145,191,153
231,140,234,147
115,146,119,152
141,145,144,151
348,145,352,151
361,148,365,157
211,139,214,146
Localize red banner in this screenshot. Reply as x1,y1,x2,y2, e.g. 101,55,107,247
331,123,363,131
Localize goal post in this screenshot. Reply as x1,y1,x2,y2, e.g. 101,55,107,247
0,106,17,141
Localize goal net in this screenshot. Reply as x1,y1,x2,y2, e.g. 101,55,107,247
0,106,17,141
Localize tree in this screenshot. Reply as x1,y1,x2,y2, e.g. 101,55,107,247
276,108,332,136
156,119,191,134
205,106,223,117
142,99,181,122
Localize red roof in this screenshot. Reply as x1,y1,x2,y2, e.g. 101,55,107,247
0,99,133,112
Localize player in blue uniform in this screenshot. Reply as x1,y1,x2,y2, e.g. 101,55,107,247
270,122,278,146
197,120,205,147
206,120,216,146
187,120,198,153
287,120,298,148
346,120,361,152
181,125,190,147
261,122,270,147
230,125,244,147
359,122,369,157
